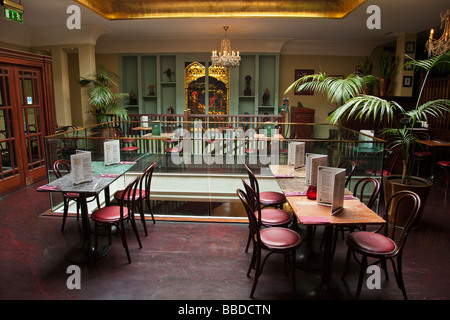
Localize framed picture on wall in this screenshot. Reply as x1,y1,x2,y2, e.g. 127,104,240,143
405,42,415,53
404,58,413,70
403,76,412,87
294,69,314,95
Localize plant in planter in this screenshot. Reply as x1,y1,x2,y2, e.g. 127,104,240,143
285,52,450,226
328,51,450,226
80,65,128,124
377,52,397,96
357,56,377,94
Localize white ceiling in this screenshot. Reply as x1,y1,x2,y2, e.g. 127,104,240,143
1,0,449,56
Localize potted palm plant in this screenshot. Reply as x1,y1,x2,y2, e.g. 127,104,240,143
80,65,129,124
285,52,450,227
377,52,397,96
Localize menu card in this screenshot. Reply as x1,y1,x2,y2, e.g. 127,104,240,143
288,142,305,168
104,139,121,166
305,153,328,185
317,166,346,215
70,150,93,185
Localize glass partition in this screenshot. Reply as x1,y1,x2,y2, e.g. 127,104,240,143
44,120,385,221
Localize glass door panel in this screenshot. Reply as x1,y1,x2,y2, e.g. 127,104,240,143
0,66,20,181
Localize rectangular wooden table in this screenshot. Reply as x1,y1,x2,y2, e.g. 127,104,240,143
269,165,385,295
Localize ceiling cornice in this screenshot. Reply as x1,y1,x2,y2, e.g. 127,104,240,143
74,0,367,19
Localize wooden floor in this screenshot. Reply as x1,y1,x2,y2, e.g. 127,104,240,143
0,176,448,302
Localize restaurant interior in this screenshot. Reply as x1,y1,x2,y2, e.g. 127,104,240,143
0,0,449,302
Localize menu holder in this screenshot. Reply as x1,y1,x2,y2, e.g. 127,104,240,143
151,121,161,136
104,139,121,166
316,166,346,215
288,142,305,168
305,153,327,185
70,150,93,185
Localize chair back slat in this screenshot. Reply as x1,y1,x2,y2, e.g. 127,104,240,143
352,177,381,209
53,159,71,178
120,176,140,219
383,190,421,249
236,188,261,244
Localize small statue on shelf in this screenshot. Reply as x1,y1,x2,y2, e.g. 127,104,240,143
244,75,252,96
129,89,137,105
165,68,175,82
148,85,155,96
262,88,270,106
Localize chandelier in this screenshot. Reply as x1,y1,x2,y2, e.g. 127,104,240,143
426,8,450,57
211,26,241,68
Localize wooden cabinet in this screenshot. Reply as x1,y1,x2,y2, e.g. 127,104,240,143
290,107,315,138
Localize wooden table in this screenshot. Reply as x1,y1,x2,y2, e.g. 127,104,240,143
417,139,450,179
270,165,385,295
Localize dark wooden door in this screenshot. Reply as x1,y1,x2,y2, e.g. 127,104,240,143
0,63,48,194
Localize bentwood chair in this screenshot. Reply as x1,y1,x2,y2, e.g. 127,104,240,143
338,160,356,188
242,179,293,253
237,187,302,298
91,176,143,263
114,126,138,153
244,164,286,209
329,177,382,253
412,132,432,177
342,190,421,300
114,162,157,236
52,159,101,231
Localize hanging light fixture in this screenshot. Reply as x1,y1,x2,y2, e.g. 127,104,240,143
426,8,450,57
211,26,241,68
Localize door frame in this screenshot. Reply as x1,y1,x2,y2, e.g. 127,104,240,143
0,48,55,195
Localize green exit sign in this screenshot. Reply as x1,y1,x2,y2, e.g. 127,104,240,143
3,7,23,23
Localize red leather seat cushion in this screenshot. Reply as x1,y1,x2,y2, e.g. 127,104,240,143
245,149,258,153
438,161,450,167
413,151,432,157
92,206,128,223
256,208,291,226
121,146,138,152
260,191,285,204
166,147,181,153
364,169,389,176
66,192,80,198
260,227,301,249
347,231,397,255
114,189,145,200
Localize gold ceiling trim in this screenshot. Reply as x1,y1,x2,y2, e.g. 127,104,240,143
74,0,367,20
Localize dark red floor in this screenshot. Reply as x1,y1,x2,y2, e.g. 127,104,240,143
0,177,448,301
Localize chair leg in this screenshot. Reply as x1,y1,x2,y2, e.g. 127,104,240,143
146,198,156,224
61,198,69,232
96,195,101,210
93,222,99,258
355,255,368,300
76,200,80,220
249,248,262,298
341,246,352,280
129,215,143,249
291,249,297,296
245,228,251,253
391,256,408,300
136,199,148,236
119,220,132,264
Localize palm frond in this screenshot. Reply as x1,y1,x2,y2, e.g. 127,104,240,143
284,72,369,106
328,95,403,125
406,99,450,122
